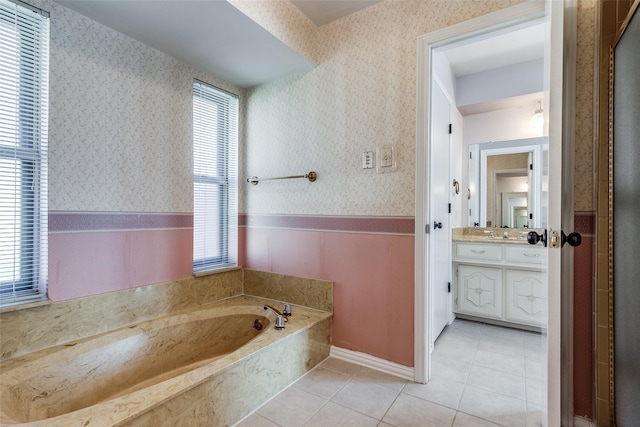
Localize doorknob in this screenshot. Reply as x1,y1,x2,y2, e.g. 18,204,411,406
528,229,582,248
433,221,443,229
560,231,582,248
527,230,547,247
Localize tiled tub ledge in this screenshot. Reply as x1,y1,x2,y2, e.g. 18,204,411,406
0,295,332,427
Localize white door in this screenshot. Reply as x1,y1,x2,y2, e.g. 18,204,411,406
415,1,573,425
429,81,451,347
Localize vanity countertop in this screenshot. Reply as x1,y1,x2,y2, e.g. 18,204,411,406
452,227,543,245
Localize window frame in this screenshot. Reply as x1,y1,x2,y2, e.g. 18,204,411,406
192,80,238,274
0,0,49,307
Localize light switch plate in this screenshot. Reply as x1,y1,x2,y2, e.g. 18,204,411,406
362,151,374,169
377,145,397,174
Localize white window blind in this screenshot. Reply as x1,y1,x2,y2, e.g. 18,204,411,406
0,0,49,306
193,80,238,274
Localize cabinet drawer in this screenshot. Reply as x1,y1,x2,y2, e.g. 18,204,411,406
455,243,502,261
505,246,544,265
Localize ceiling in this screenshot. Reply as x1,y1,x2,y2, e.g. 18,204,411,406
56,0,318,88
443,20,545,77
55,1,543,91
290,0,382,26
55,0,382,89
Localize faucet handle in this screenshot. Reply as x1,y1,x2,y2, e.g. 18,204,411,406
283,302,291,316
275,315,285,330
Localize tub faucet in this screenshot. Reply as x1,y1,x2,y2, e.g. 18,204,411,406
264,305,287,329
483,229,495,239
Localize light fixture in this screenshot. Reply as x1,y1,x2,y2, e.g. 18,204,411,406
531,101,544,129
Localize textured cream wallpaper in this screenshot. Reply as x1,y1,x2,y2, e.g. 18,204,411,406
242,0,596,216
34,0,242,213
574,0,596,212
228,0,319,65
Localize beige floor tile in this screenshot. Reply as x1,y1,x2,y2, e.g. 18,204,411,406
234,413,280,427
293,367,351,399
257,387,326,427
458,385,526,427
318,357,365,376
526,402,544,427
482,324,526,343
303,401,378,427
473,349,525,377
353,367,411,392
382,393,456,427
525,377,545,406
447,319,486,335
402,377,464,410
525,359,544,380
466,364,526,400
478,334,525,358
452,412,504,427
431,355,472,384
331,379,400,420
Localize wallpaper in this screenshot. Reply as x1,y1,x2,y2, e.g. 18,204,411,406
242,0,596,216
228,0,319,65
574,0,596,212
30,0,242,213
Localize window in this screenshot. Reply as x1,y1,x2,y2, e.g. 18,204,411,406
193,80,238,274
0,0,48,307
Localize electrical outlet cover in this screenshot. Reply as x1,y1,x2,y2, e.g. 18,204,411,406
377,145,397,173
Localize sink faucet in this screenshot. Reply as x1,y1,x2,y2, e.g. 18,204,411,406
264,305,288,329
483,229,495,239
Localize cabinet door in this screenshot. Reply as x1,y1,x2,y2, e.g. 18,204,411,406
505,269,546,326
456,265,502,319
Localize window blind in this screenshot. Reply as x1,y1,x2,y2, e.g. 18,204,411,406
193,80,238,274
0,0,49,306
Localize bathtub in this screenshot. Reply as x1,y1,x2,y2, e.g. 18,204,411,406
0,295,331,426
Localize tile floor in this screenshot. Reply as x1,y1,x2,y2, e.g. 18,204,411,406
234,318,547,427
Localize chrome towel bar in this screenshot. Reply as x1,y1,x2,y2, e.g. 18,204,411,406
247,171,317,185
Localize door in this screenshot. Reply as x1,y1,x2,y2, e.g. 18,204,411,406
613,4,640,424
429,81,451,346
415,1,574,425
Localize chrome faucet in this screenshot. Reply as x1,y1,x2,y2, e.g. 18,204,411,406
483,229,495,239
264,305,288,329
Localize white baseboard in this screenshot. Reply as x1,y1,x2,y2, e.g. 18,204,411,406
573,416,595,427
329,346,415,381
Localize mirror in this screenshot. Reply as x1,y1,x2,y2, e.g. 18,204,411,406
468,137,545,228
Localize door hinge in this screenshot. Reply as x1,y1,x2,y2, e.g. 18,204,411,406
448,282,451,293
425,223,430,234
448,203,451,213
530,163,533,170
529,213,533,220
449,123,452,134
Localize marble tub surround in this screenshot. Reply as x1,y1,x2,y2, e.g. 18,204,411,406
452,227,543,244
0,295,332,426
244,269,333,312
0,269,243,360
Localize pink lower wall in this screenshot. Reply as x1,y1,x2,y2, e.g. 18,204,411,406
239,216,415,367
48,212,193,301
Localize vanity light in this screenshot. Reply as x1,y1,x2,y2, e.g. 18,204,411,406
531,101,544,129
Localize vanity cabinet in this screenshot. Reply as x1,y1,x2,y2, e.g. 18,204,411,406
453,241,545,328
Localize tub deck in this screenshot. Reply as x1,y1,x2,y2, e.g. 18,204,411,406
0,295,332,426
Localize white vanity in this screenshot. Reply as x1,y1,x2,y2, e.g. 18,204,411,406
452,232,546,330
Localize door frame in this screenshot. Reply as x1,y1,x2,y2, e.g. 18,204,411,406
414,0,577,425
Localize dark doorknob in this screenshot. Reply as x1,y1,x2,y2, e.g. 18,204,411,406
527,230,547,247
561,231,582,248
433,221,443,229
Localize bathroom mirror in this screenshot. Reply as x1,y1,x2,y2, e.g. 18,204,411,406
468,137,545,228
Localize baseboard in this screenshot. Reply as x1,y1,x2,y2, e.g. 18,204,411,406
573,416,595,427
329,346,415,381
